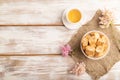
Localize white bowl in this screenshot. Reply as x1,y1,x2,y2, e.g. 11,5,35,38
80,30,110,60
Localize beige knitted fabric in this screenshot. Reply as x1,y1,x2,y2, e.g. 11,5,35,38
68,10,120,80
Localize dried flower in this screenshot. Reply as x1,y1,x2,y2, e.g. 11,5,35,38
69,62,86,76
61,44,72,57
99,9,114,28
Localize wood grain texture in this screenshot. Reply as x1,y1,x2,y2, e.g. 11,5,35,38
0,26,76,54
0,57,5,80
0,56,120,80
0,0,120,25
0,26,119,55
0,0,120,80
1,56,76,80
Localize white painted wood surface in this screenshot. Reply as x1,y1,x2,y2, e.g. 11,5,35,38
0,0,120,25
0,56,120,80
0,0,120,80
0,56,76,80
0,26,76,54
0,26,119,55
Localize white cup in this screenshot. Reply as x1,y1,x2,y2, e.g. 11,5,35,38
66,8,82,24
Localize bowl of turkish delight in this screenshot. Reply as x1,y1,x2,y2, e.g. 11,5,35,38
81,30,110,60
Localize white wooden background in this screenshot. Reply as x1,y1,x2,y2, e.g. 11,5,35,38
0,0,120,80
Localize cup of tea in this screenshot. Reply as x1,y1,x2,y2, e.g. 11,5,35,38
66,8,82,24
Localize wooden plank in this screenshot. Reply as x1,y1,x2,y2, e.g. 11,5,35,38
0,57,6,80
2,56,75,80
0,26,119,55
0,26,76,55
1,56,120,80
0,0,120,25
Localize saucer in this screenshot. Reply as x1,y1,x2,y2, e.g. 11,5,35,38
62,8,86,30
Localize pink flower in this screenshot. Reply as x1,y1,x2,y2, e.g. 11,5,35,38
61,44,72,57
69,62,86,76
